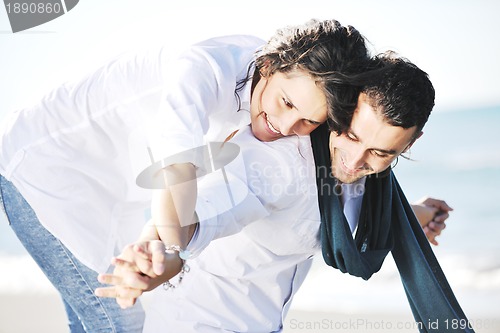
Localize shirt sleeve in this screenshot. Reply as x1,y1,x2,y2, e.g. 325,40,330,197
146,35,264,165
186,127,306,257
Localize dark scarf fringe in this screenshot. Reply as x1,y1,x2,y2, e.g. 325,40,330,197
310,124,474,332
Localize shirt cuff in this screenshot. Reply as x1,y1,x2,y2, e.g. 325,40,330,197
185,197,218,258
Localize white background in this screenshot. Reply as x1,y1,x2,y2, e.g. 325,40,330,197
1,0,500,120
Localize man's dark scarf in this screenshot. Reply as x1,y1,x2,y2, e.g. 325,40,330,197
310,124,474,332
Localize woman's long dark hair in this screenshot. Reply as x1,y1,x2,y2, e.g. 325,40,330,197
235,19,371,129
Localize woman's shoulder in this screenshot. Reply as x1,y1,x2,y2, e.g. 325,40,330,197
193,34,265,49
182,35,265,64
160,34,263,81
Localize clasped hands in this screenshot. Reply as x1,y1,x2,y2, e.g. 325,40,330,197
95,196,452,308
95,240,181,309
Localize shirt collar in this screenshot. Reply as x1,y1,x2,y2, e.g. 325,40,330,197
340,176,366,201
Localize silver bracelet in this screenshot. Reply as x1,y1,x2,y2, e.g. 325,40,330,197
162,245,191,290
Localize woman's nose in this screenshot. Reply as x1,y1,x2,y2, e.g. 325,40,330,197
278,114,301,136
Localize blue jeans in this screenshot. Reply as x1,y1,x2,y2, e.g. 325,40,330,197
0,175,144,332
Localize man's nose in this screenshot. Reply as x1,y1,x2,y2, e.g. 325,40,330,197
345,148,368,170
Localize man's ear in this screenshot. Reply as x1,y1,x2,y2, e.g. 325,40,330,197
403,131,423,153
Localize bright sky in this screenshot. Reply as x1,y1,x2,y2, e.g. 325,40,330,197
1,0,499,122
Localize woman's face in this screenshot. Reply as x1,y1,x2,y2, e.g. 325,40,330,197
250,69,327,142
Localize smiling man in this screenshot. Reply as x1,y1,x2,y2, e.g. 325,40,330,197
330,92,418,183
94,52,472,333
310,53,473,332
325,52,433,185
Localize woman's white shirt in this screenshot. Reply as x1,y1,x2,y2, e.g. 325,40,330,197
143,126,365,332
144,126,322,333
0,33,365,331
0,35,263,272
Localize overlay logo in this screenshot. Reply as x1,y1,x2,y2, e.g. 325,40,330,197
3,0,79,33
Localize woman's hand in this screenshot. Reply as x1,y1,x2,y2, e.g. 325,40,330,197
94,240,182,308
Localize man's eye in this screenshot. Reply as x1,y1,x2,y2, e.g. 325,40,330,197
346,133,357,142
371,150,388,158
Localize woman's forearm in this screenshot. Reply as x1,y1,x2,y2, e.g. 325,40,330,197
149,163,198,248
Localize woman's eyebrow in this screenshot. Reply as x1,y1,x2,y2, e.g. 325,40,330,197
282,90,323,123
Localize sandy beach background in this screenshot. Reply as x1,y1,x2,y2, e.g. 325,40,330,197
3,291,498,333
1,278,499,333
2,285,499,333
1,1,500,332
4,105,499,333
1,252,499,333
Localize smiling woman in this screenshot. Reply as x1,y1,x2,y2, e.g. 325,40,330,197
0,18,375,332
92,52,468,333
250,70,328,141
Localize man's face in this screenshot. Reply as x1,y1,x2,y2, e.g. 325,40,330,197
329,93,419,184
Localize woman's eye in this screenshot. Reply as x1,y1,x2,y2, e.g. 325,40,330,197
283,98,293,108
306,119,320,125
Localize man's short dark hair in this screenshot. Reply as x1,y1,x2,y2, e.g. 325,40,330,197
328,51,435,138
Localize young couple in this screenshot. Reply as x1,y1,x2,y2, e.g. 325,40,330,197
0,19,466,333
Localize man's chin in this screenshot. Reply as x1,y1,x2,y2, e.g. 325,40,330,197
331,171,366,184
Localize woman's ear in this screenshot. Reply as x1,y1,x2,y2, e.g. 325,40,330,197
251,66,267,96
258,59,273,78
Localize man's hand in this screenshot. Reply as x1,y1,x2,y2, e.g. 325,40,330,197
95,240,182,308
411,197,453,245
